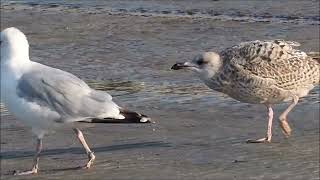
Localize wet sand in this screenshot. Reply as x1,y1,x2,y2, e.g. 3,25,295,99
1,3,319,180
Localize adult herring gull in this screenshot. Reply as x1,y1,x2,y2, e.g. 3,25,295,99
172,40,319,143
0,27,152,175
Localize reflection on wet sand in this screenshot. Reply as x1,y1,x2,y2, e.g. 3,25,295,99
87,80,145,96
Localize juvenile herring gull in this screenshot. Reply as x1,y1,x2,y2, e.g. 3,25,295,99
172,40,319,143
0,27,152,175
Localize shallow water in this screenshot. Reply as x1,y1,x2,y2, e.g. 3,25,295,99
1,1,319,179
2,0,320,25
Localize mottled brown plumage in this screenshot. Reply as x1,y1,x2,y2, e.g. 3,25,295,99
213,40,319,104
172,40,319,143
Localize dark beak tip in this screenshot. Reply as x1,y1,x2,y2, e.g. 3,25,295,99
171,63,182,70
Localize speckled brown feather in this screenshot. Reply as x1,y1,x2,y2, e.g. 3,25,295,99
212,40,319,104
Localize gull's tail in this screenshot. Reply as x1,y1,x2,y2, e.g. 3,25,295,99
307,52,320,86
307,51,320,63
80,109,153,124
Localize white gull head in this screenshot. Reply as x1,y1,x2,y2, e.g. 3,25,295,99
1,27,30,64
171,52,223,79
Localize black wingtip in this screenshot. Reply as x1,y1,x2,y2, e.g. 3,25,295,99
87,117,153,124
119,109,154,123
79,110,154,124
171,63,184,70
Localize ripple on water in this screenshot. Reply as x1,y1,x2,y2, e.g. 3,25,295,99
1,1,319,25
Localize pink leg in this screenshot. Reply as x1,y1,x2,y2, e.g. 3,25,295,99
247,105,273,143
14,138,42,175
279,96,299,137
73,128,95,169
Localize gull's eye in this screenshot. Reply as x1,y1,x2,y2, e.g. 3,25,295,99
197,58,204,65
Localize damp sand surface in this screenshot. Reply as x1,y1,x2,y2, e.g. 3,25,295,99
1,1,319,179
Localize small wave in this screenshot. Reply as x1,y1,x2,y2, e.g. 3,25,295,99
1,1,319,25
109,8,320,25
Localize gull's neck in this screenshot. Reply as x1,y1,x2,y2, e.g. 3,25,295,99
1,39,31,69
1,56,31,79
1,43,31,70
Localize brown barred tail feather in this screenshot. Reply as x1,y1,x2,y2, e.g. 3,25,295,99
307,52,320,63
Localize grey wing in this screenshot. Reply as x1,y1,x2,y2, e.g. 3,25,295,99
17,64,120,122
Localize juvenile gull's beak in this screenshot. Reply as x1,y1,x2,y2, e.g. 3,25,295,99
171,62,197,70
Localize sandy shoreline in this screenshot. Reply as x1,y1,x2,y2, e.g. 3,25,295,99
1,5,319,180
